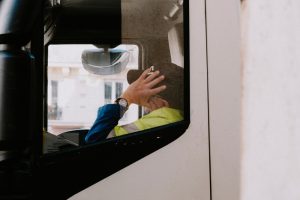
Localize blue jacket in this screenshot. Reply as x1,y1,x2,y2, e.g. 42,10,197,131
85,104,122,143
85,105,183,144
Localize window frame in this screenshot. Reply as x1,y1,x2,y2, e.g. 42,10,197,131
37,0,190,199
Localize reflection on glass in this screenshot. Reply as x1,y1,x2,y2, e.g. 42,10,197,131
85,63,184,144
47,44,139,135
104,82,112,104
115,82,123,99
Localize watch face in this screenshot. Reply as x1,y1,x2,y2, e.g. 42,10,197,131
118,98,128,108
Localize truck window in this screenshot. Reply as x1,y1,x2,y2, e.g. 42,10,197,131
43,0,187,153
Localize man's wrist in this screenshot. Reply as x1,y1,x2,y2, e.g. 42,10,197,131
115,97,129,109
115,97,130,118
120,93,132,106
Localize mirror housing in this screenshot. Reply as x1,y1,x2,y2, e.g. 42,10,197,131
81,49,129,75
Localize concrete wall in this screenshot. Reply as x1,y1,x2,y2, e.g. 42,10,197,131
241,0,300,200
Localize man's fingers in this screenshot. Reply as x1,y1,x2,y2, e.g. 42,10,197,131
149,85,167,96
162,99,169,107
145,96,169,112
150,100,158,109
147,75,165,88
138,68,152,80
145,100,156,111
144,70,160,83
154,98,169,108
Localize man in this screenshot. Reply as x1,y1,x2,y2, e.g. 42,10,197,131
85,63,184,143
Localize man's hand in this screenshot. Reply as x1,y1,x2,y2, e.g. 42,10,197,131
121,67,166,106
145,96,169,112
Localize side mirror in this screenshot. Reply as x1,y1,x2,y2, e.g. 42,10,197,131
81,48,129,75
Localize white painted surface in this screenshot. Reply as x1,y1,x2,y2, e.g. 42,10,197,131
69,0,210,199
206,0,241,200
241,1,300,200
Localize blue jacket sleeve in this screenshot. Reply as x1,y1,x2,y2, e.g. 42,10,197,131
85,104,122,143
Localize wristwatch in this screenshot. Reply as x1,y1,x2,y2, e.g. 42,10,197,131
115,97,129,110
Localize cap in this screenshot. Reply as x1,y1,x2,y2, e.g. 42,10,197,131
127,62,184,111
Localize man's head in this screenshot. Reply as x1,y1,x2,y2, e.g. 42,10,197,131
127,63,184,111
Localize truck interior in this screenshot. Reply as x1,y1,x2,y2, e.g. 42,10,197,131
0,0,189,199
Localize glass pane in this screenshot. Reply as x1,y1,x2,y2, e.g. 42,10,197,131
47,44,139,136
44,0,185,149
78,0,185,144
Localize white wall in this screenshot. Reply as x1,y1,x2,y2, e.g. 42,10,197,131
241,0,300,200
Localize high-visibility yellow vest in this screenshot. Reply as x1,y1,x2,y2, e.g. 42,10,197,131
114,107,183,137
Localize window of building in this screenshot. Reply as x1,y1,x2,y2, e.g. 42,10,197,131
104,82,112,104
115,82,123,99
